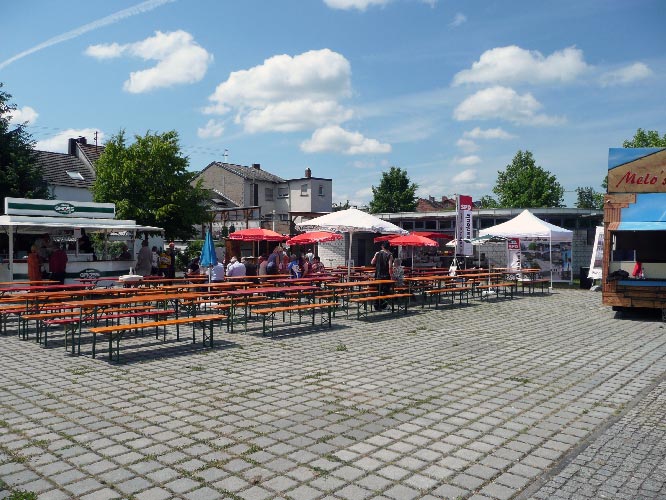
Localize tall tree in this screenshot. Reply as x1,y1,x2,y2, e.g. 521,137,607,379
575,187,604,209
92,130,208,240
492,150,564,208
478,195,499,208
622,128,666,148
368,166,418,213
0,82,50,213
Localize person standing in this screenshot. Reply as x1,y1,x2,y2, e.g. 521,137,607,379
210,261,225,283
226,256,246,277
27,245,41,282
166,241,177,279
258,255,268,276
371,241,394,309
135,240,152,277
151,246,159,276
48,244,68,284
266,246,281,275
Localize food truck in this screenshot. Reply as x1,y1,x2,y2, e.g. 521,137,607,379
603,148,666,316
0,198,162,282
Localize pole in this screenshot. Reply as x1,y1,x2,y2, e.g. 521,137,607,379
8,228,14,281
272,210,276,232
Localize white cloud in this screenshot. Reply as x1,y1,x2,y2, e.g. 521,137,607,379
323,0,390,10
453,86,565,126
449,13,466,27
456,138,478,153
453,156,481,167
84,42,124,59
206,49,353,134
600,62,653,87
35,129,104,153
197,119,224,139
452,45,589,86
7,106,38,125
301,125,391,155
452,169,478,183
244,99,353,133
86,30,212,93
0,0,174,70
463,126,515,140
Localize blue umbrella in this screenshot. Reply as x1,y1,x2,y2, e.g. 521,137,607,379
200,230,218,281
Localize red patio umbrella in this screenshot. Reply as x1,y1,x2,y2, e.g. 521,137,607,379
374,231,451,243
388,233,438,269
228,228,287,241
286,231,342,246
229,228,287,257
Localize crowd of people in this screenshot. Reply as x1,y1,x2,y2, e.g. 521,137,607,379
184,245,328,282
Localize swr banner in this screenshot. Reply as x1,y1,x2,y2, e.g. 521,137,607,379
456,195,473,256
507,237,521,270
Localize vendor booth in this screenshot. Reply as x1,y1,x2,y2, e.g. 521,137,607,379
603,147,666,313
0,198,162,282
480,209,573,285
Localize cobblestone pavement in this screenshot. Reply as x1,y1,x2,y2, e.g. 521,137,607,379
1,289,665,499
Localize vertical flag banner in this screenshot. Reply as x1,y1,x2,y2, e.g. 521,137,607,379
588,226,604,280
456,195,473,256
507,237,521,270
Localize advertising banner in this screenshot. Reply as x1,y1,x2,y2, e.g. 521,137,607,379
456,195,473,256
507,237,521,270
588,226,604,280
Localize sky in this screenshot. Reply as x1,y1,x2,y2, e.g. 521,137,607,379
2,0,665,208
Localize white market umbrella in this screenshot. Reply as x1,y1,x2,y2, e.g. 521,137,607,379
296,208,407,278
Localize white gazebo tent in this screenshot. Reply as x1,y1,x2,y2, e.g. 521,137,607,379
295,208,407,278
479,209,573,287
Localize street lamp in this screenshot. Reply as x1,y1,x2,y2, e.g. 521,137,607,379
272,209,276,232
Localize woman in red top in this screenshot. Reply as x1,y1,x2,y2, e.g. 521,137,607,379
27,245,41,282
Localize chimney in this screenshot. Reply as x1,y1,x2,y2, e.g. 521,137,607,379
305,167,311,178
429,195,435,203
252,163,261,170
77,136,87,145
68,138,77,156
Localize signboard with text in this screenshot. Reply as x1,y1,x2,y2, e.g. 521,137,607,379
456,195,473,256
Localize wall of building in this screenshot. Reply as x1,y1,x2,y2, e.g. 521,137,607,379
198,166,244,204
51,186,93,202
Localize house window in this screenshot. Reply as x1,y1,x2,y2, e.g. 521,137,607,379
278,187,289,198
402,221,414,230
301,184,308,196
66,171,84,180
318,184,324,196
265,188,274,201
415,220,425,229
425,220,437,230
279,213,289,221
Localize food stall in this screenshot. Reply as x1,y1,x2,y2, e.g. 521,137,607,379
603,148,666,314
0,198,162,282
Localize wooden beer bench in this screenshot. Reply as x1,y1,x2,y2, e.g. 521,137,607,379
348,293,412,320
89,314,227,362
251,302,338,336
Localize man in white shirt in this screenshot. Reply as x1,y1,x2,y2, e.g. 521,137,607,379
210,261,225,282
226,256,246,277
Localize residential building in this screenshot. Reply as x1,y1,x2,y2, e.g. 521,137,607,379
36,137,102,201
194,162,332,235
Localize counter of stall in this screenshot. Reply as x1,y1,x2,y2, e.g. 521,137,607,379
0,253,135,283
0,197,163,283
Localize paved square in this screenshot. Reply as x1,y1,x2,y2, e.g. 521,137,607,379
1,289,665,499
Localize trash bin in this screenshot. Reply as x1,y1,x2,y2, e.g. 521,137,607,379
580,266,592,289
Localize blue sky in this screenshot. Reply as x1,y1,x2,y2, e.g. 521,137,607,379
2,0,665,207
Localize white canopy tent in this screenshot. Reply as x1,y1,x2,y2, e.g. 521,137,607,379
479,209,573,285
295,208,407,278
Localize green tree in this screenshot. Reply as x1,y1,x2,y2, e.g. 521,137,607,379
575,186,604,209
478,195,499,208
0,83,50,213
368,166,418,213
622,128,666,148
92,130,208,240
492,150,564,208
332,200,351,212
